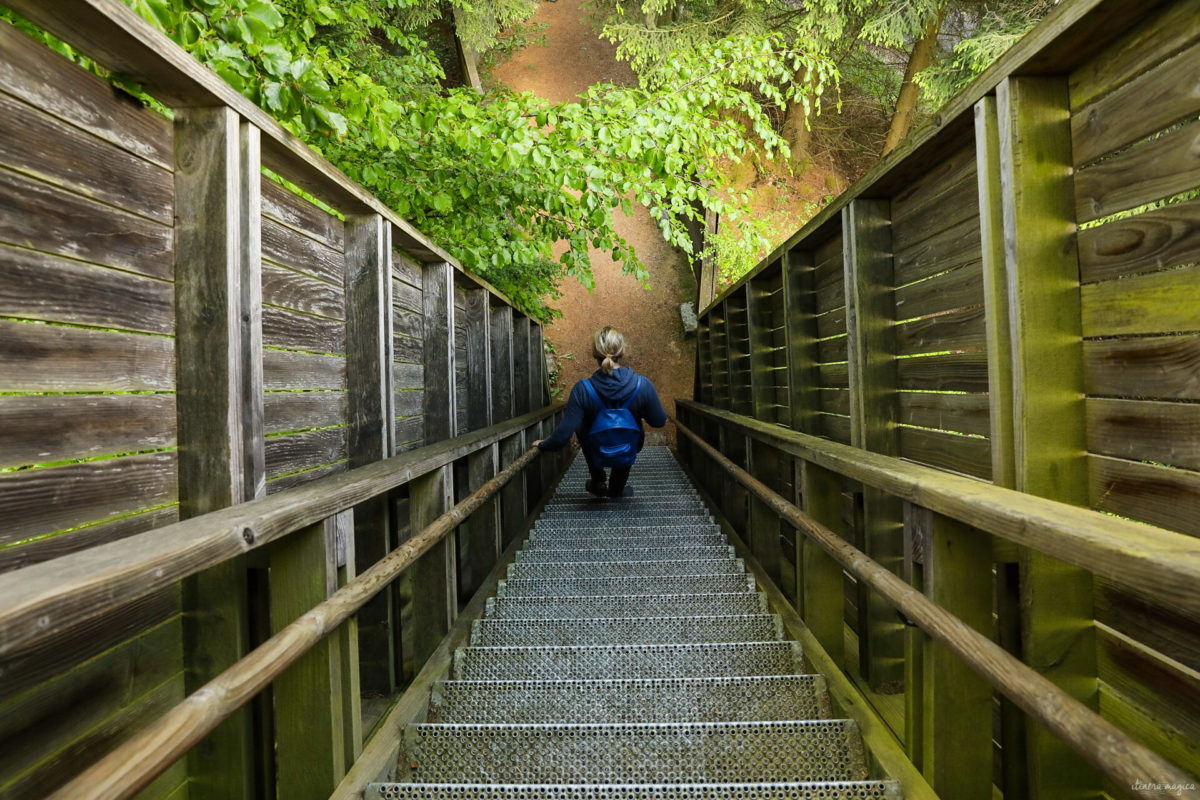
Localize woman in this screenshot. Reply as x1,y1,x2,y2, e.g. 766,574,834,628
533,326,667,498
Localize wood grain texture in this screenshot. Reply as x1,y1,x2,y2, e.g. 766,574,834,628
0,165,172,280
893,261,984,321
1095,577,1200,672
895,305,987,356
265,428,349,480
0,319,174,392
898,391,991,438
262,179,344,251
262,263,344,320
896,351,989,393
489,303,514,423
262,305,346,354
1078,198,1200,283
891,144,978,230
1088,453,1200,537
265,460,348,494
264,391,346,435
392,277,422,314
898,427,992,480
464,289,492,430
263,349,346,391
343,213,393,465
0,19,172,168
1074,120,1200,224
783,249,819,434
1084,334,1200,400
1070,39,1200,166
423,262,456,442
0,506,178,575
393,363,424,391
263,217,344,286
1086,397,1200,471
0,394,175,469
1081,263,1200,336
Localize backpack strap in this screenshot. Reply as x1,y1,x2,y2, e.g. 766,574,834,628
619,376,642,410
580,379,604,408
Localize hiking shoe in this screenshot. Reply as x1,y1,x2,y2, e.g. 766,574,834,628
585,479,608,498
609,485,635,498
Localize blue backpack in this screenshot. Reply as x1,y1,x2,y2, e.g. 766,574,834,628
580,376,643,468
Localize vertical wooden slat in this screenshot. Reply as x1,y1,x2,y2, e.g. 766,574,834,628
490,303,514,423
344,214,395,697
332,510,362,769
270,519,345,799
800,460,845,666
844,199,905,692
174,106,259,798
976,92,1027,798
748,438,783,584
746,276,776,423
465,289,492,431
513,315,531,416
458,441,500,602
912,505,993,800
525,323,545,499
783,248,819,435
996,75,1098,800
422,262,456,443
499,431,527,547
406,466,456,669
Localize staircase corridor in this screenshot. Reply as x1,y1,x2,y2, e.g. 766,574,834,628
368,447,901,799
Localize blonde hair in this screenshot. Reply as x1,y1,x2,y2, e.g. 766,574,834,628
592,326,625,375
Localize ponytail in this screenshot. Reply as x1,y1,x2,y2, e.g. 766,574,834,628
592,326,625,375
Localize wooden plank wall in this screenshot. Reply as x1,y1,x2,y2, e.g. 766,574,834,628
812,234,851,444
392,253,426,452
0,21,188,800
261,180,350,493
453,287,470,434
1068,3,1200,785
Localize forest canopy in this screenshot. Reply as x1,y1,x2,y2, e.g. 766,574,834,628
3,0,1051,317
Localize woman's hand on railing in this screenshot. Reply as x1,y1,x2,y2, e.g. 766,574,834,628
531,439,543,447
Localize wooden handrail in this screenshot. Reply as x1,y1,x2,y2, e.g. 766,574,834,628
0,404,560,660
674,415,1200,798
43,444,543,800
677,400,1200,616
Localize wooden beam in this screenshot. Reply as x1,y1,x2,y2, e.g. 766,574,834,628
996,75,1098,800
799,460,847,667
464,289,492,431
458,444,500,602
344,213,397,695
782,248,819,435
405,466,456,670
489,303,514,423
512,316,531,416
173,105,259,799
843,198,905,692
422,262,456,444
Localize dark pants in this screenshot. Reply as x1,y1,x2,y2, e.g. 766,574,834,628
580,443,632,497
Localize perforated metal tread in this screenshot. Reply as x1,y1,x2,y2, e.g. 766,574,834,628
401,720,866,783
428,675,831,724
485,592,766,619
541,498,709,512
470,615,783,646
531,522,721,536
524,532,726,549
367,782,903,800
516,545,735,564
506,559,744,581
453,641,804,680
497,574,756,598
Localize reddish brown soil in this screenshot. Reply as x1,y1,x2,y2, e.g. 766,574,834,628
491,0,695,445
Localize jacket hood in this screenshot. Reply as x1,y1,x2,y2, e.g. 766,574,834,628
588,366,639,405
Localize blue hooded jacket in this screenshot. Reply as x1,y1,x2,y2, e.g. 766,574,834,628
536,366,667,453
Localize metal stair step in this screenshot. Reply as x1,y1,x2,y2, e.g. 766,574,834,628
532,513,714,526
469,614,782,646
367,782,902,800
452,641,803,680
428,675,830,724
485,591,766,619
496,573,755,597
506,558,743,580
531,521,720,535
400,720,867,783
523,531,726,549
515,545,735,563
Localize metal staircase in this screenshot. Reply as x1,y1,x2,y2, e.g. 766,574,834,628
367,447,901,800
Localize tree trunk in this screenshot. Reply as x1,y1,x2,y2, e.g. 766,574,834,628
882,2,947,156
781,67,815,172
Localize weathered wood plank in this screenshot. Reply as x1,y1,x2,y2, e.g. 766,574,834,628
894,261,984,321
0,165,173,280
1088,453,1200,537
0,89,172,225
394,332,423,363
895,306,987,357
783,249,819,434
265,460,348,494
262,263,344,320
262,179,344,251
395,390,425,418
264,391,346,435
393,363,423,391
395,416,425,446
800,460,846,666
1078,198,1200,283
464,289,492,431
391,250,422,286
892,184,981,256
0,19,173,168
0,506,178,575
490,304,514,423
816,310,847,340
1074,120,1200,224
896,351,989,393
817,361,850,388
393,306,424,340
423,262,456,442
404,466,456,674
457,445,499,602
1084,334,1200,400
813,236,845,286
392,277,422,314
898,427,992,480
1086,397,1200,471
1095,578,1200,673
898,391,990,438
817,334,848,364
512,315,532,417
891,143,978,230
262,216,344,286
1080,263,1200,337
0,319,175,391
1070,39,1200,165
263,349,346,391
265,428,350,480
0,394,174,469
894,216,983,292
1068,0,1200,109
262,305,346,355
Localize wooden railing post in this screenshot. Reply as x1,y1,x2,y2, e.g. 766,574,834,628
174,106,262,798
843,198,905,692
747,438,783,584
988,75,1098,800
344,213,392,699
907,504,993,800
458,288,499,600
799,460,846,666
269,518,346,799
490,304,527,545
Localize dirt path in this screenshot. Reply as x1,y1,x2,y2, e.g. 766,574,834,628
491,0,695,446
